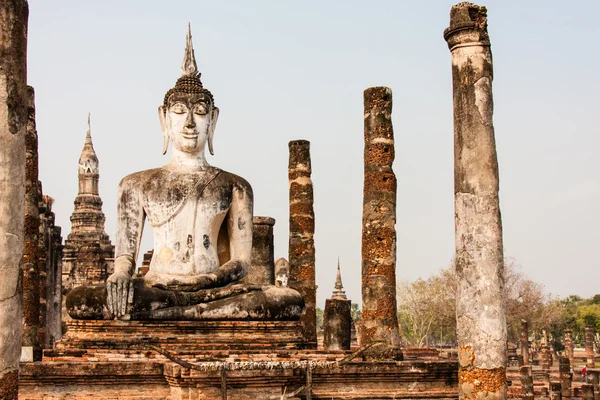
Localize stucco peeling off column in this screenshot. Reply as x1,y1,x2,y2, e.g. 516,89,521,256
444,3,507,400
288,140,317,347
0,0,29,398
359,87,401,350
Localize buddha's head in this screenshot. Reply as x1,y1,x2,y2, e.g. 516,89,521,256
159,24,219,156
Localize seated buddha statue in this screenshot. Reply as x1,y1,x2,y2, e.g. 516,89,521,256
66,26,304,321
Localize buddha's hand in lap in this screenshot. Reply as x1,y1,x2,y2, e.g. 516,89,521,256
106,271,133,319
152,273,217,292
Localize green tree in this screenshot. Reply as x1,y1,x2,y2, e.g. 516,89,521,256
350,303,361,323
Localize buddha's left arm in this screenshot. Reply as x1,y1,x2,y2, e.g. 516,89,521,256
211,179,254,286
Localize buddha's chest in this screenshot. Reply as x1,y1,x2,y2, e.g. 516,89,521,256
141,168,232,228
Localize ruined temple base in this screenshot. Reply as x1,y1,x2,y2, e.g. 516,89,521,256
19,320,459,399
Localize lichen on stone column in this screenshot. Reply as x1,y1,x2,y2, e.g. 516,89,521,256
444,3,507,400
359,86,401,354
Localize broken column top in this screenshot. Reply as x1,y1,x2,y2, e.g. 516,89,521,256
253,216,275,226
288,140,311,171
444,2,489,47
364,86,392,105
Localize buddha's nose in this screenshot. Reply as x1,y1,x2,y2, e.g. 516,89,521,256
185,111,196,128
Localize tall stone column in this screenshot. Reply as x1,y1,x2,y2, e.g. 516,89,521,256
586,326,596,368
47,224,63,346
521,320,529,365
22,85,41,361
444,4,507,400
359,86,401,351
288,140,317,346
559,356,571,400
520,365,534,400
0,0,29,397
564,330,574,369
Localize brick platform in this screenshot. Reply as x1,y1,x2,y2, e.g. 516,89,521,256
21,358,458,400
52,319,309,354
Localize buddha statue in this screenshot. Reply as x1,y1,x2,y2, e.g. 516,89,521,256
66,26,304,321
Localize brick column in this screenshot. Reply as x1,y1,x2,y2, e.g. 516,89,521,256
559,356,571,400
564,330,574,369
586,326,596,368
0,0,29,397
359,86,401,350
550,382,562,400
520,365,534,400
444,4,506,400
288,140,317,346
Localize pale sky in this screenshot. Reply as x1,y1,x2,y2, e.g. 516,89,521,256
28,1,600,308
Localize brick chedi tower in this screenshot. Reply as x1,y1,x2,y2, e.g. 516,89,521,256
62,114,114,292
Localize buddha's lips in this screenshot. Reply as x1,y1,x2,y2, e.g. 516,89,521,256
182,133,199,139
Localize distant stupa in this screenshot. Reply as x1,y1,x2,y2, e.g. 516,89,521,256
62,114,114,291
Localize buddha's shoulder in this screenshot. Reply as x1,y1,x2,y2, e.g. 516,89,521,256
118,168,164,189
214,169,253,193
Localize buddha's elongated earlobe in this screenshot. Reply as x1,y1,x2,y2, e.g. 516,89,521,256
158,105,169,155
208,106,219,156
162,135,169,155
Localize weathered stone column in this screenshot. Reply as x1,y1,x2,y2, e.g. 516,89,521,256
559,356,571,400
0,0,29,397
288,140,317,346
542,342,552,371
587,371,599,400
582,384,594,400
520,366,534,400
564,330,574,369
359,86,401,350
22,85,41,362
521,320,530,366
243,216,275,285
39,196,63,347
586,326,596,368
551,382,562,400
444,4,507,400
323,262,352,351
46,224,63,346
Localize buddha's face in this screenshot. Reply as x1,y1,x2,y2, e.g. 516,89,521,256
161,93,217,155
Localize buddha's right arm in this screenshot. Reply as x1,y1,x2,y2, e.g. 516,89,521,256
114,176,146,277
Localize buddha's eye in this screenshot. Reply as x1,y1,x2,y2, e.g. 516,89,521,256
194,104,208,115
171,103,187,114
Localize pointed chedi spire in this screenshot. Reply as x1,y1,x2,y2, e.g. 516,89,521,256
332,257,347,300
78,113,99,181
85,112,92,142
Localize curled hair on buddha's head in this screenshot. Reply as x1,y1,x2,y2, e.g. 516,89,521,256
159,23,219,156
163,76,215,108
